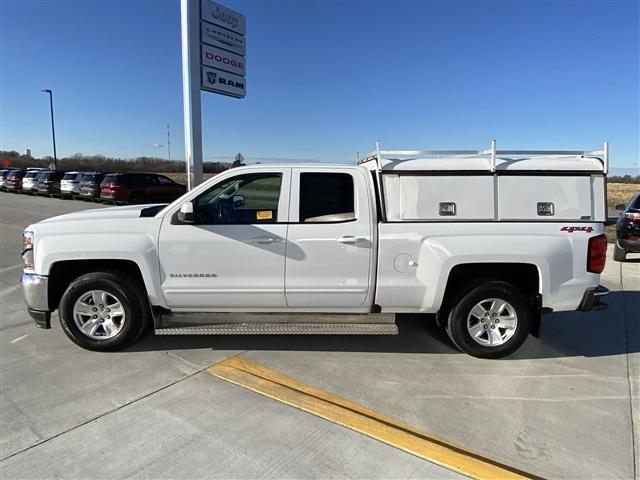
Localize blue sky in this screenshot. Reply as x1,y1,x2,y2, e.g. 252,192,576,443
1,0,638,170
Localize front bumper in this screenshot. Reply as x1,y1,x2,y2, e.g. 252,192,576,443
20,272,51,328
577,285,609,311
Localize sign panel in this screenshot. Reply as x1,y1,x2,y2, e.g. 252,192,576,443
202,66,246,98
201,21,245,55
201,0,246,35
201,44,246,76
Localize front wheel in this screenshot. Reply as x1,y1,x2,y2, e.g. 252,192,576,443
445,281,532,359
59,272,149,351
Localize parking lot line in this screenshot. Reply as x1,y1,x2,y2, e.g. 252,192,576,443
206,356,540,480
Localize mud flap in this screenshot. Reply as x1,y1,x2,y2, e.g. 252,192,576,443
530,294,543,338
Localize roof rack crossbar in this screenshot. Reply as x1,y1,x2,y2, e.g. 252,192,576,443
359,141,609,173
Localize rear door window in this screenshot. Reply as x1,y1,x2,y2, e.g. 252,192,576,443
299,173,355,223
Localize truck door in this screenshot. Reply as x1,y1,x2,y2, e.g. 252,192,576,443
158,169,291,308
285,168,375,308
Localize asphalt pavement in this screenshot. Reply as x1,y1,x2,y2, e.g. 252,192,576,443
1,191,638,479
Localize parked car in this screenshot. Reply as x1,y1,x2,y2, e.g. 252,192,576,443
37,170,66,197
5,169,27,192
78,172,108,201
22,169,50,194
614,192,640,261
60,171,85,198
21,142,610,358
100,172,186,204
0,168,20,190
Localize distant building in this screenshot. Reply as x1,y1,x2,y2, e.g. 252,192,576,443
24,149,31,157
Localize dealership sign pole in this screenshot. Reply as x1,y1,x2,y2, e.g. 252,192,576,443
181,0,246,190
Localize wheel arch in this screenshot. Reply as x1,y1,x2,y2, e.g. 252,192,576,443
48,259,147,311
437,262,542,335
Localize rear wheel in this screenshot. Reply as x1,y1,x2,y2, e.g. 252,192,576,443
445,281,532,359
614,242,626,262
59,272,149,351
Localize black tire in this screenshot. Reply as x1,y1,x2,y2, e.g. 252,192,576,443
59,272,150,351
129,192,144,204
614,242,626,262
445,281,532,359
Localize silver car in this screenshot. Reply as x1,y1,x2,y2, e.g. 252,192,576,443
60,171,84,197
21,169,49,194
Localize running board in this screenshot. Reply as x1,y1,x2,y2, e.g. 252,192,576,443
155,312,397,335
155,323,398,335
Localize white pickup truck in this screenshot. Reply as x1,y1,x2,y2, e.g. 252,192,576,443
21,143,611,358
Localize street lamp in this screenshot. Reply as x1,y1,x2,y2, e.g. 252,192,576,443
41,89,57,170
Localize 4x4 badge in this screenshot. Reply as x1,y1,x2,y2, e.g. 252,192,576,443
561,226,594,233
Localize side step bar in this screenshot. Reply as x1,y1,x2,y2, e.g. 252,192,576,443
155,323,398,335
154,312,398,335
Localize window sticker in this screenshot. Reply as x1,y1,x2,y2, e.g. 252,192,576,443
256,210,273,220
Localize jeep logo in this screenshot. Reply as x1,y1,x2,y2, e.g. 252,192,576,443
211,5,239,31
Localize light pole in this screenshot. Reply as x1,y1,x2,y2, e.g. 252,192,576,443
41,89,57,170
167,124,171,161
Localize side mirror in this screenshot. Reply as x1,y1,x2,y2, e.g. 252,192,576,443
232,194,245,207
616,204,626,211
178,201,195,223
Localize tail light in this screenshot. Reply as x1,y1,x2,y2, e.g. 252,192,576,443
587,234,607,274
623,212,640,223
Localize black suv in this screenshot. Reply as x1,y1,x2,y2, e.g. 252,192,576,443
37,170,66,196
614,191,640,261
78,172,108,201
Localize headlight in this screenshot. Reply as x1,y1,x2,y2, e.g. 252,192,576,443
22,231,34,271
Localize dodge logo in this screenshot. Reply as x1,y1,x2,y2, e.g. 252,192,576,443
205,52,244,70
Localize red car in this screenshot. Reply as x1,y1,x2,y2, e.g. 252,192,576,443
4,169,27,192
100,173,186,204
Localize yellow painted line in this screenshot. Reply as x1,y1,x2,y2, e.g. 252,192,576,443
206,356,541,480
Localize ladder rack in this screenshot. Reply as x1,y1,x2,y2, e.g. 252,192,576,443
359,140,609,174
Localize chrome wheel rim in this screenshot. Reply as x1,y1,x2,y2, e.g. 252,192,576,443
73,290,126,340
466,298,518,347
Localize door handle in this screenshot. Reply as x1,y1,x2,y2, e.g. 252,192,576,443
337,236,358,244
250,236,281,245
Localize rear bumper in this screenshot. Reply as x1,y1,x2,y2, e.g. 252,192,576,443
618,238,640,252
79,189,99,197
577,285,609,311
20,272,51,329
100,192,122,200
